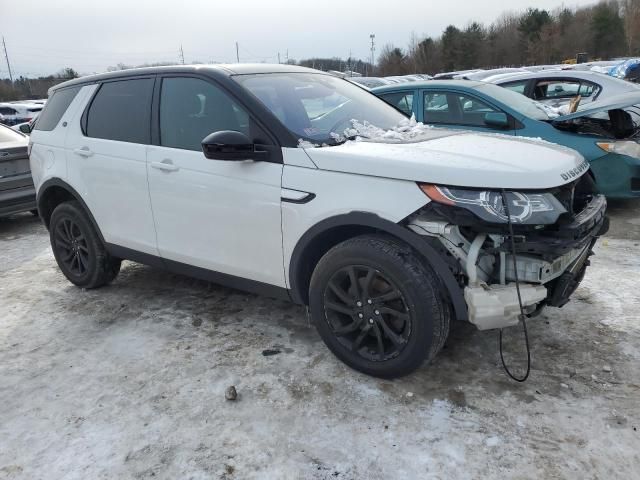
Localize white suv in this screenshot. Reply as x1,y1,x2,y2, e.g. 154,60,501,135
29,64,608,378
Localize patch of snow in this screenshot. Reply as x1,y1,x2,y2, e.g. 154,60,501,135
297,139,319,149
485,436,502,447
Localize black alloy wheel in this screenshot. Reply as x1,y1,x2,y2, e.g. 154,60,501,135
324,265,411,362
54,218,90,276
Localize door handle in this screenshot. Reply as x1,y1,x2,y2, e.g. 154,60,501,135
73,147,93,157
150,160,180,172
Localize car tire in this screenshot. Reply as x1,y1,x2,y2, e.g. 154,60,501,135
309,234,451,378
49,201,121,288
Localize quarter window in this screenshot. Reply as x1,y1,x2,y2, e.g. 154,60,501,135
33,86,81,131
159,77,251,151
86,78,154,144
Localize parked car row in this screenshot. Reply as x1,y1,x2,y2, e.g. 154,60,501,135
373,80,640,198
0,100,45,126
19,64,609,379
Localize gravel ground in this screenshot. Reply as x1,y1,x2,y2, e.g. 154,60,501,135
1,201,639,480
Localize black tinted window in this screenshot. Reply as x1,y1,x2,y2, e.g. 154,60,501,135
160,77,250,151
86,79,153,144
0,106,18,115
34,86,81,131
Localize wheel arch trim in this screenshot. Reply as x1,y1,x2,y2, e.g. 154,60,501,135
37,178,106,244
288,212,468,321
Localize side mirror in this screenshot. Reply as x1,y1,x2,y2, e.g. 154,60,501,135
484,112,510,129
201,130,268,161
19,123,32,135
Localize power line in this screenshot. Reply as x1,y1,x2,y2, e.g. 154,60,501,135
2,36,14,83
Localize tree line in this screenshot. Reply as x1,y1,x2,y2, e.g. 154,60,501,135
377,0,640,76
2,0,640,101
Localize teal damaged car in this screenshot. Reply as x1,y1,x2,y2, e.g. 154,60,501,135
372,81,640,198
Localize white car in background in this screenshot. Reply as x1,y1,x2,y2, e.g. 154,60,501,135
0,102,43,126
488,70,640,108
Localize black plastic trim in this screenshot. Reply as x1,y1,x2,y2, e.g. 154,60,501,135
288,212,468,321
36,178,106,242
106,243,291,301
281,193,316,204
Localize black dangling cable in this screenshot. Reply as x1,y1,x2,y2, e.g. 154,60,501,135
499,189,531,382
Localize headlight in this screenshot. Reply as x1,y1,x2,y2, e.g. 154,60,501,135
418,184,567,224
596,141,640,159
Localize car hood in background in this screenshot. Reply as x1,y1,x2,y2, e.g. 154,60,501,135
554,92,640,122
301,131,587,190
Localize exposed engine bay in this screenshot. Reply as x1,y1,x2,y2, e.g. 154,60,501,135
405,174,608,330
553,107,640,140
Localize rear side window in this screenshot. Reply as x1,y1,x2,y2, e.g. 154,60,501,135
379,92,414,116
86,78,154,144
34,86,81,131
0,106,18,115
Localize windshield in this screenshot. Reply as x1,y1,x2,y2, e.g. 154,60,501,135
474,83,551,121
234,73,407,145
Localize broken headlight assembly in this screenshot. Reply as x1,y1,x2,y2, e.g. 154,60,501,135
418,183,567,225
596,141,640,159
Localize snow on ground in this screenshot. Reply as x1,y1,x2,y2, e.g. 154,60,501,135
0,203,639,479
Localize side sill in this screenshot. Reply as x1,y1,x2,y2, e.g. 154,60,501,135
106,243,292,302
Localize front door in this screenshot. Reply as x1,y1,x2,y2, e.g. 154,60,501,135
147,75,285,287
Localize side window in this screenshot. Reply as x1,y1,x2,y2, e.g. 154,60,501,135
86,78,154,144
0,107,18,115
456,94,500,127
379,92,414,116
501,80,528,94
33,86,81,131
159,77,252,151
423,92,456,124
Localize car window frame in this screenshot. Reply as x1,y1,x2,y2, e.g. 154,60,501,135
81,75,156,144
421,88,518,130
377,89,416,117
531,77,602,101
152,73,282,163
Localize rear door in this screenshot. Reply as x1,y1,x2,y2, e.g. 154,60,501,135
146,75,285,287
65,77,159,255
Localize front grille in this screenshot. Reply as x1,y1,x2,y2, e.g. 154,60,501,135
554,173,596,218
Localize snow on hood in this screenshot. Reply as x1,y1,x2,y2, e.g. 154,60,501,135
298,117,587,190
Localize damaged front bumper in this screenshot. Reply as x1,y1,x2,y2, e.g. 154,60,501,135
409,193,608,330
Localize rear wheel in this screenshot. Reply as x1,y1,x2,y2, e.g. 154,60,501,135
49,201,121,288
309,235,450,378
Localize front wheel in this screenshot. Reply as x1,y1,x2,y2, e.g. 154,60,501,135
309,235,451,378
49,201,121,288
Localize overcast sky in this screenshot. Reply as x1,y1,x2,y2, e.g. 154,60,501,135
2,0,597,77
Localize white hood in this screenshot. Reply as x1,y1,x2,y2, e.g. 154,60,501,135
302,131,587,190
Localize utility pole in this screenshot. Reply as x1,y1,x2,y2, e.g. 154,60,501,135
179,45,185,64
369,34,376,74
278,52,281,64
236,42,240,63
2,36,14,83
285,49,288,64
